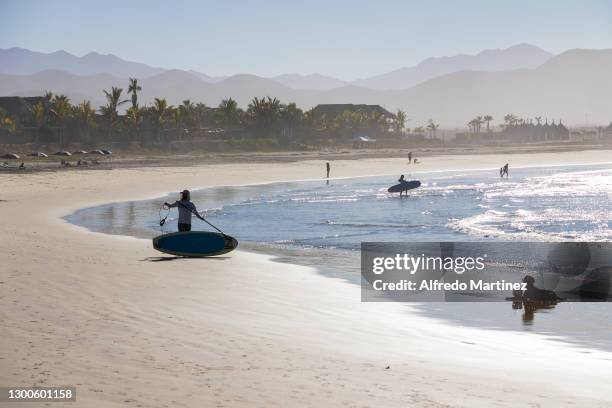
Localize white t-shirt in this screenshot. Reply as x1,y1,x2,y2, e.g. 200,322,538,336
169,200,197,224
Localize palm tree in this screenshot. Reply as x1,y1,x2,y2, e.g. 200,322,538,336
483,115,493,132
503,113,518,128
150,97,170,141
426,119,440,139
247,97,282,137
127,78,142,110
279,102,303,140
468,118,480,133
101,87,128,139
475,116,484,133
125,106,143,143
50,94,72,146
193,102,210,128
74,100,96,144
394,110,407,134
218,98,239,129
171,107,184,139
179,99,195,128
30,102,46,144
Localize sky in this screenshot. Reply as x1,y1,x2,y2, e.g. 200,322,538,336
1,0,611,80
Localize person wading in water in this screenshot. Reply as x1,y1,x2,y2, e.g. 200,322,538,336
164,190,205,232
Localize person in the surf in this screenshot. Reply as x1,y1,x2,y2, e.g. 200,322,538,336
398,174,408,197
326,162,331,178
499,167,504,178
164,189,204,232
503,163,509,178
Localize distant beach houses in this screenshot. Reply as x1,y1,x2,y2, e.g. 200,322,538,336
456,118,570,143
502,120,569,141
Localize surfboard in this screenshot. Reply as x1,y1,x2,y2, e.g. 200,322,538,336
153,231,238,257
387,180,421,193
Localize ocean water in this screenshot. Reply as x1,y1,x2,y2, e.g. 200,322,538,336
66,163,612,351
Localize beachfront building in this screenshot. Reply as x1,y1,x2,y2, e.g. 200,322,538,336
311,104,395,121
0,96,46,119
455,119,570,144
310,104,396,144
502,120,569,142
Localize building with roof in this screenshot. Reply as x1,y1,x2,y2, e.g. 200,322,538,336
0,96,46,119
311,104,395,120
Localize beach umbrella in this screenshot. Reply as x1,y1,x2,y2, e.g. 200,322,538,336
2,153,20,159
55,150,72,156
28,152,48,157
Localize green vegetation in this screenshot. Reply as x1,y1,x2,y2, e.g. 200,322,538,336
1,81,438,151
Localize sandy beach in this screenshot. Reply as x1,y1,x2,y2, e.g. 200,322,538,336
2,150,612,407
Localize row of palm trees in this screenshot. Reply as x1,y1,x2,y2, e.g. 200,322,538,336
3,78,451,147
467,114,559,133
467,115,494,133
9,82,419,146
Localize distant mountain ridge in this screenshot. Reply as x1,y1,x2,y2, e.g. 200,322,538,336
0,47,166,78
272,74,348,90
353,44,554,90
1,48,610,127
1,44,555,91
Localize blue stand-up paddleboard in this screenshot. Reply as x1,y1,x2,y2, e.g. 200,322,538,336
388,180,421,193
153,231,238,257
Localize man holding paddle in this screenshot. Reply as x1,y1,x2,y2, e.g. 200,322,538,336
164,189,203,232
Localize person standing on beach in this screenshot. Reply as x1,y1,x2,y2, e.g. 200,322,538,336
326,162,331,178
503,163,509,178
164,189,203,232
408,151,413,164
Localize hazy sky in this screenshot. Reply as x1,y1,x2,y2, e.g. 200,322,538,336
1,0,611,79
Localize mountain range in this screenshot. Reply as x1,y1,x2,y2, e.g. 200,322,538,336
1,45,610,127
352,43,553,90
0,44,553,91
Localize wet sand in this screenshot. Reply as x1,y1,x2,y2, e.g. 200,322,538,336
2,150,612,407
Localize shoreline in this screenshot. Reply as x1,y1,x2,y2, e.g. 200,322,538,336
3,142,612,174
63,160,612,354
2,150,612,407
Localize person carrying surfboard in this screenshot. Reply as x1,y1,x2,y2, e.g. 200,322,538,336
164,190,204,232
398,175,407,197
